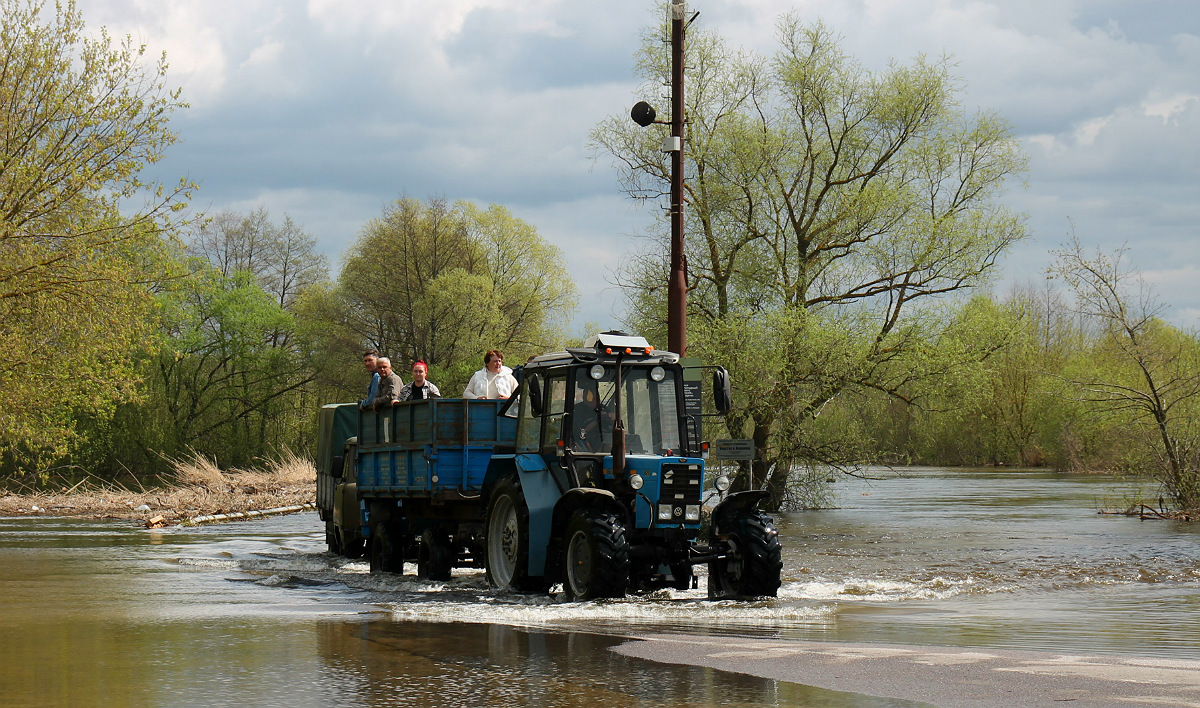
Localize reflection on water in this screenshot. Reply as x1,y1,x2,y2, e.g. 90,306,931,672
2,468,1200,707
312,621,927,708
0,614,930,708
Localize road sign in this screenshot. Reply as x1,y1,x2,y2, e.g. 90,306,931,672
714,438,754,461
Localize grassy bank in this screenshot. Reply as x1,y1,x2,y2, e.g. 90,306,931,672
0,452,316,526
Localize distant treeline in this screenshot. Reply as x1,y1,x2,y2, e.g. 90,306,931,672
3,1,1198,517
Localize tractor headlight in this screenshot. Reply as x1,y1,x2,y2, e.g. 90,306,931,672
714,475,731,492
629,473,644,490
685,505,700,521
589,364,606,380
658,504,673,521
649,366,666,382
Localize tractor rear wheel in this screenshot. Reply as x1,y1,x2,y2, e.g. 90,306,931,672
562,509,630,601
485,477,549,593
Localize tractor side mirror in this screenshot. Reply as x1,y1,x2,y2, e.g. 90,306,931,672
528,375,544,416
713,367,732,415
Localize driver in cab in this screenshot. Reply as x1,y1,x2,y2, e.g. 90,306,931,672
573,378,615,453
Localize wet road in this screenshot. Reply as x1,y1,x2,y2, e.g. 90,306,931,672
2,468,1199,707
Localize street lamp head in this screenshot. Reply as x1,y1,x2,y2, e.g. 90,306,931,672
630,101,657,127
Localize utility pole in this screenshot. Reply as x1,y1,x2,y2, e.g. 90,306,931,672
630,1,691,356
667,0,687,357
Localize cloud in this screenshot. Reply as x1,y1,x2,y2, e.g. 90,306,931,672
1144,94,1199,124
240,36,284,70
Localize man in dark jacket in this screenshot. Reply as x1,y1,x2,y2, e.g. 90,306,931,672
359,349,380,410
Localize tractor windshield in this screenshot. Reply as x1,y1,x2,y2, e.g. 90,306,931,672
569,365,682,455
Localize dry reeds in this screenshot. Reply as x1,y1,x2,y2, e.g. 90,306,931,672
265,449,317,485
168,449,316,491
171,451,227,490
0,451,318,525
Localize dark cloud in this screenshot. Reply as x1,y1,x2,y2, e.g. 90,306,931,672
445,6,642,91
1073,0,1200,44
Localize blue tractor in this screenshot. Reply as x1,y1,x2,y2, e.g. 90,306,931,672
316,332,783,600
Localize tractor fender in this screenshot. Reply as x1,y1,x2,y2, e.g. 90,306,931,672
710,490,769,537
482,455,517,493
487,453,563,578
551,488,626,536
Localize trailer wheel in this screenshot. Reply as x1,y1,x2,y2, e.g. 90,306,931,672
418,528,454,581
340,529,365,559
325,520,342,555
708,510,782,599
369,520,404,574
485,477,548,593
562,509,630,601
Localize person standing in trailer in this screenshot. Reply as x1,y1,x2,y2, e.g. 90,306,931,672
359,349,380,411
399,360,441,401
462,350,517,400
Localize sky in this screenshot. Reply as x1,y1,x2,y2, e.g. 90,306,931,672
77,0,1200,332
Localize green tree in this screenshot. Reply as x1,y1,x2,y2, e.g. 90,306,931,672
0,0,190,472
896,287,1083,468
190,208,327,311
83,211,328,476
309,197,577,396
594,16,1026,507
141,262,305,468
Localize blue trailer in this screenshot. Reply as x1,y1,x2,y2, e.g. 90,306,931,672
315,332,783,599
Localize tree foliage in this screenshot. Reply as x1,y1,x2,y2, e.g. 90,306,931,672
305,197,577,396
190,208,327,311
84,211,328,475
593,16,1026,508
1052,238,1200,511
0,0,190,469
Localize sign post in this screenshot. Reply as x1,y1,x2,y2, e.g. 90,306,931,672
713,438,755,489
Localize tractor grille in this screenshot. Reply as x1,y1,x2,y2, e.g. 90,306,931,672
659,463,702,505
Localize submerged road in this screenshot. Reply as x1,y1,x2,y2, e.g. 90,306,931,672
616,634,1200,708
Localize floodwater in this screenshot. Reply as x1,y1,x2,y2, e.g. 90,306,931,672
2,468,1199,707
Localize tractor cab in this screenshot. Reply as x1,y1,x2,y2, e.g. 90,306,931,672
508,332,712,476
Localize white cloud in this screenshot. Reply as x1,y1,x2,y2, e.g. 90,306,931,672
304,0,565,42
240,36,284,70
1072,116,1112,146
1144,264,1200,292
1143,94,1199,125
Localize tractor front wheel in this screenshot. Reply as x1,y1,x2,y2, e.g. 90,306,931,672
708,510,782,599
562,509,630,601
